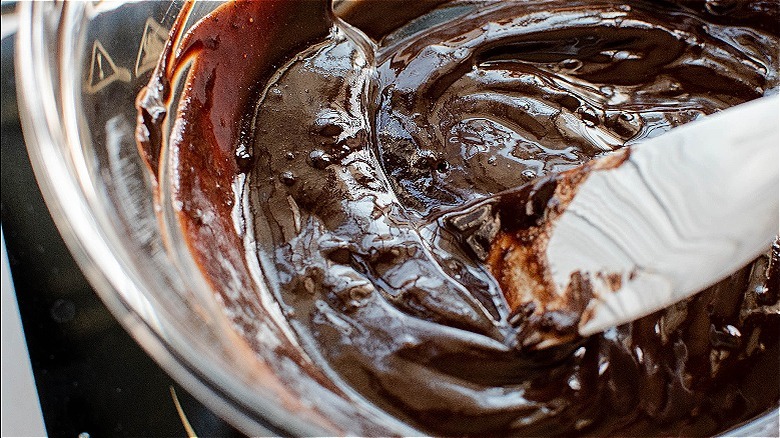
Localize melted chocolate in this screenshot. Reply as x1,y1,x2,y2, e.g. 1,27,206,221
138,0,780,436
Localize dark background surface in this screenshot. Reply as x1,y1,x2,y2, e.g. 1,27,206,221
1,22,245,438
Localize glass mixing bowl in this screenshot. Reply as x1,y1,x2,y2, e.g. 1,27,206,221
15,2,415,435
15,1,779,436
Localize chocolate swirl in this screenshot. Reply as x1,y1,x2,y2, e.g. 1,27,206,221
248,1,778,435
139,0,779,435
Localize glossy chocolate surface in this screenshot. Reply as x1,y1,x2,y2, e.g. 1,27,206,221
138,1,779,435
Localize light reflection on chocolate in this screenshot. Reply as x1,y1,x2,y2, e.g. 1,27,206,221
138,0,779,435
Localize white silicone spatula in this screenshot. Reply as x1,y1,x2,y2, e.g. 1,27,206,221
543,95,779,337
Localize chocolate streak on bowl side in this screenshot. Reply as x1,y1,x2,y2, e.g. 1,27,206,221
133,1,388,435
139,0,779,436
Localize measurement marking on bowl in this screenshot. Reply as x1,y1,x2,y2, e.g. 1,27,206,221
135,18,169,77
86,40,131,94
